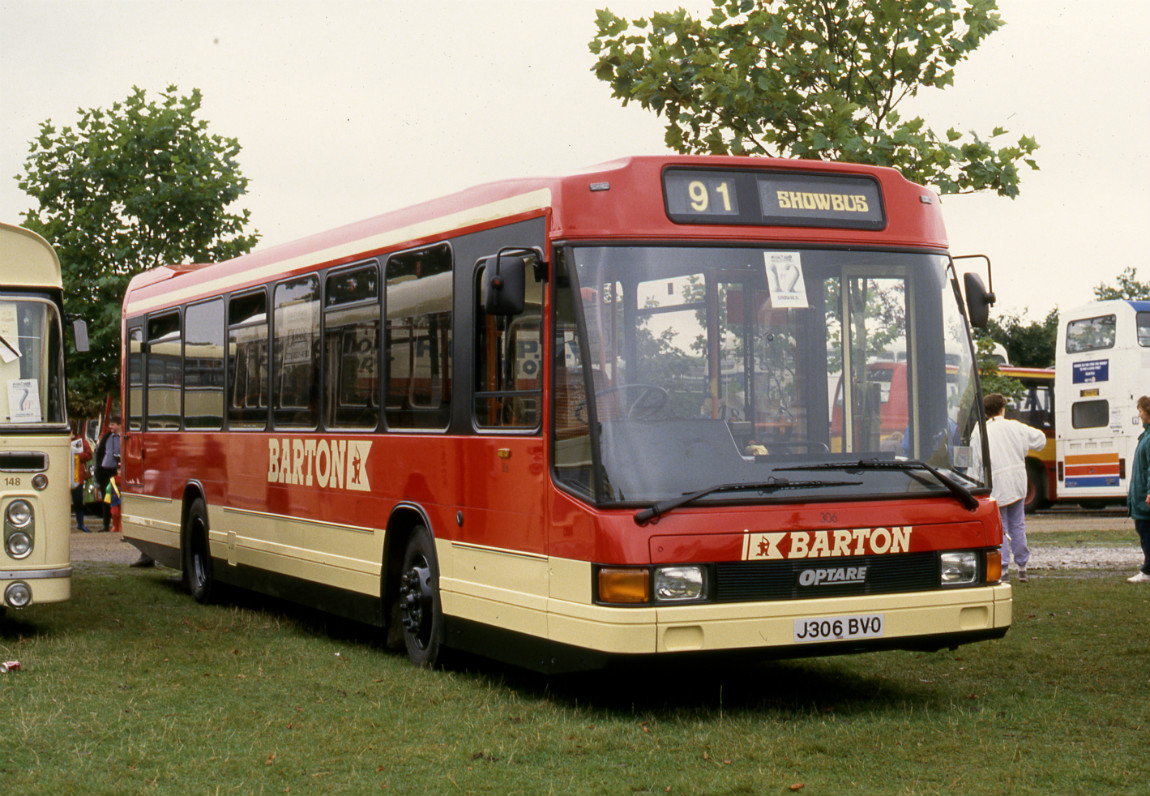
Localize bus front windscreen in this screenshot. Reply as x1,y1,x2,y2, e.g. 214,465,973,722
0,297,67,428
552,246,986,508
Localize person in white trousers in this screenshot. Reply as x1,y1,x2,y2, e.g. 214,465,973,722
977,393,1047,582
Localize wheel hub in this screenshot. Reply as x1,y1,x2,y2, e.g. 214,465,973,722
398,563,432,641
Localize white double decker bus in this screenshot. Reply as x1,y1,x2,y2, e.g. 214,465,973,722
1055,299,1150,505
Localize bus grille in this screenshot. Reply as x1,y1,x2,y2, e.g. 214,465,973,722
0,452,49,472
714,552,939,602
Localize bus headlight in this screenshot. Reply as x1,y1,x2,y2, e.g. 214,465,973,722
941,552,978,586
5,581,32,608
654,566,706,602
6,499,33,529
6,531,33,559
5,499,35,559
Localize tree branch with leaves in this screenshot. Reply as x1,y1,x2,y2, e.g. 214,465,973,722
590,0,1039,197
17,85,259,415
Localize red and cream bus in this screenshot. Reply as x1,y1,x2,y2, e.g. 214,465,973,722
120,156,1009,671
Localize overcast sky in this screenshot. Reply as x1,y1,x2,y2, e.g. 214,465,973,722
2,0,1147,322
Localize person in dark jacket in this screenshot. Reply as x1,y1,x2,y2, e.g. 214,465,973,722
94,415,121,532
1126,395,1150,583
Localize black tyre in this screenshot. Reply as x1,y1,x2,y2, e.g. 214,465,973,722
1023,460,1048,512
397,525,447,668
183,498,216,604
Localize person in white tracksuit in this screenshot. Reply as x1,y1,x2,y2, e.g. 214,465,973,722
977,393,1047,582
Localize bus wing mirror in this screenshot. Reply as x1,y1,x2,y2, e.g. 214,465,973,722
963,272,995,329
482,247,545,316
71,318,90,353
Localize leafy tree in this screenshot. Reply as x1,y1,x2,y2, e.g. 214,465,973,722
590,0,1039,197
985,307,1059,368
974,332,1022,400
1093,265,1150,301
17,85,258,416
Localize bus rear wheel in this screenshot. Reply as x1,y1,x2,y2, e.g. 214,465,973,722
183,498,216,604
397,525,447,668
1024,461,1048,512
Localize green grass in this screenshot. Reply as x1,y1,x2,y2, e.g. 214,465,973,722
2,562,1148,794
1029,528,1137,545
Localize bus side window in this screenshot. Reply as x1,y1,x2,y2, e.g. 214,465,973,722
473,256,543,430
273,276,321,429
228,290,269,430
126,325,144,431
385,244,453,430
324,263,380,430
146,312,182,430
184,299,225,430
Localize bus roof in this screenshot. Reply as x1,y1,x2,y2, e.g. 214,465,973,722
1060,298,1150,319
0,222,62,289
123,155,949,317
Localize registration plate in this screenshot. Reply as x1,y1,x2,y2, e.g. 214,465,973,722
793,614,884,644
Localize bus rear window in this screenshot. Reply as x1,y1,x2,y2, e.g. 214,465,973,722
1066,315,1116,353
1071,399,1109,429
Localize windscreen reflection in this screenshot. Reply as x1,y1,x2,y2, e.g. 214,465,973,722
551,246,985,508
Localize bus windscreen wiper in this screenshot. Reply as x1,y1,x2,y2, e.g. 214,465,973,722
775,458,979,511
0,333,19,361
634,477,862,525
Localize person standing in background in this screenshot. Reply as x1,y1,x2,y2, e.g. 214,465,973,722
1125,395,1150,584
70,423,92,533
980,393,1046,582
94,415,121,533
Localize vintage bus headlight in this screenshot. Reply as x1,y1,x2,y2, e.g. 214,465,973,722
5,500,35,559
941,552,978,585
6,499,33,529
5,581,32,608
654,565,706,602
6,531,33,559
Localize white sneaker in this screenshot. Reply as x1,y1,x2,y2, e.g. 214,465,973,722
1126,572,1150,584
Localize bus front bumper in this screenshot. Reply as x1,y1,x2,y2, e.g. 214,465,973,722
1,566,73,607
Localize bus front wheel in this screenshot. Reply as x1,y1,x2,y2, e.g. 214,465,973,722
397,525,447,668
183,498,217,604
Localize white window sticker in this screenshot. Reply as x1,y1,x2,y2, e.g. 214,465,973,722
7,379,42,423
764,252,809,309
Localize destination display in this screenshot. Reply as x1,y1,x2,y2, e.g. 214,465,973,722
663,168,886,230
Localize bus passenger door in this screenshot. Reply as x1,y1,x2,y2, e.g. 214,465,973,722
123,323,145,488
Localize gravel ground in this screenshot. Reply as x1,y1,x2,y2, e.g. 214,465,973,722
68,511,1144,571
1020,512,1140,572
71,527,141,564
